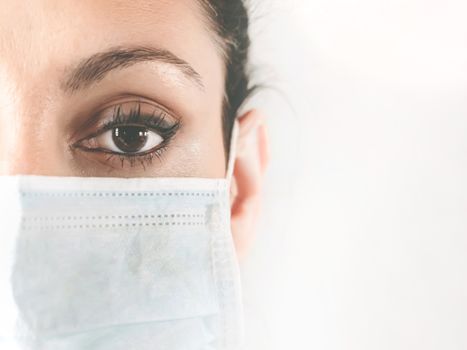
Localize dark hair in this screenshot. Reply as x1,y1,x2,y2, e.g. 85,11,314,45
199,0,255,164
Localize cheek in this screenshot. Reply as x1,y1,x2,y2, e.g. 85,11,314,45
194,119,226,178
164,111,226,179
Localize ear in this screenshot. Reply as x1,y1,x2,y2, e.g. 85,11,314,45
230,109,270,259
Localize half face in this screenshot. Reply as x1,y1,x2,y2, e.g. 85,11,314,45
0,0,227,178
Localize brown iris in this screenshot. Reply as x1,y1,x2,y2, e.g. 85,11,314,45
112,126,149,153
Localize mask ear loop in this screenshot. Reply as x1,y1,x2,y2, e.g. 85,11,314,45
222,117,245,347
226,118,240,185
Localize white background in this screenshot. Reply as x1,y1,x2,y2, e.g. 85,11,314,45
241,0,467,349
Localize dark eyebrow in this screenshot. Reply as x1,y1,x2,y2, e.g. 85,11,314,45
61,46,204,93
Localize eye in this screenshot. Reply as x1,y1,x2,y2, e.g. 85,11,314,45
91,125,163,154
71,100,181,169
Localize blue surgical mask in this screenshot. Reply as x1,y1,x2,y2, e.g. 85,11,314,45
0,120,243,350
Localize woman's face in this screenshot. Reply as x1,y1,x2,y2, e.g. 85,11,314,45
0,0,269,257
0,0,226,178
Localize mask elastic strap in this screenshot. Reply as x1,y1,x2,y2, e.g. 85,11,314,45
226,118,239,185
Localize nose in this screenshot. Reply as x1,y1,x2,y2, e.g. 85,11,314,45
0,62,75,176
0,31,72,176
0,102,65,176
0,119,47,176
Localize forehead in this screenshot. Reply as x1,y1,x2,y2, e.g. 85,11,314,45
0,0,223,96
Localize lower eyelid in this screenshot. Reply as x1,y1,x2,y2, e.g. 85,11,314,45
73,145,169,172
101,145,169,170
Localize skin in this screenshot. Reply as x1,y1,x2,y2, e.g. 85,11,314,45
0,0,269,257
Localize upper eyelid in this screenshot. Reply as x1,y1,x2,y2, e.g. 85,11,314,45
84,99,177,129
101,114,180,135
97,99,177,123
102,103,180,130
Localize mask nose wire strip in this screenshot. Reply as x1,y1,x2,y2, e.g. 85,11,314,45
226,118,239,185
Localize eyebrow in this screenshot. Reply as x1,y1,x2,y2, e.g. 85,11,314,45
61,46,204,93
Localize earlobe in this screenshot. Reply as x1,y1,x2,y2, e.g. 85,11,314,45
230,109,269,259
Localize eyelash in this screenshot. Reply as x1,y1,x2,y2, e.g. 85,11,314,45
73,102,181,169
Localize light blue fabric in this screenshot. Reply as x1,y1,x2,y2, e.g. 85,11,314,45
0,122,243,350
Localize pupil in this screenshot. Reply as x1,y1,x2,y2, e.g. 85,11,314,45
112,126,149,153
